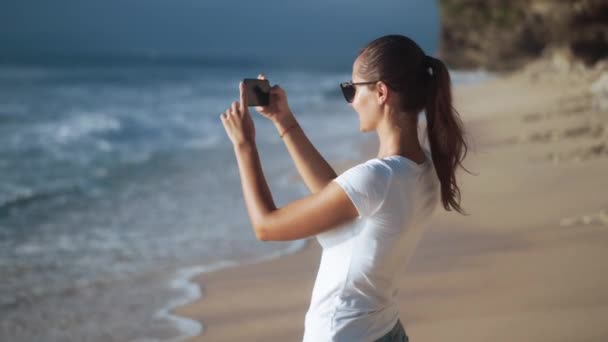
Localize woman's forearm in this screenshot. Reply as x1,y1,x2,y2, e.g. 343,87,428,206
274,114,337,194
233,142,276,233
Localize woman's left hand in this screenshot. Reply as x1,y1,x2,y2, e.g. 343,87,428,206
220,81,256,147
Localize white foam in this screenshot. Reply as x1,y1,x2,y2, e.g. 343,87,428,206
14,242,45,255
154,239,309,342
183,135,221,150
34,111,122,145
59,113,121,143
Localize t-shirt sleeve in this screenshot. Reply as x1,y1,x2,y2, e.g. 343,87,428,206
332,161,392,217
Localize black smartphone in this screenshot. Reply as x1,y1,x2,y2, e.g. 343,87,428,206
243,78,270,106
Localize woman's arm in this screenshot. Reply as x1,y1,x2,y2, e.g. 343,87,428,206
233,141,358,241
221,81,357,241
233,142,276,239
274,113,337,194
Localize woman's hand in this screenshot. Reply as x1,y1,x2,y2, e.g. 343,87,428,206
220,81,255,147
254,73,294,125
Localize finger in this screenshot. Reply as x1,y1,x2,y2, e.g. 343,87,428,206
257,73,266,80
231,101,239,116
270,85,282,95
220,113,229,129
239,81,247,112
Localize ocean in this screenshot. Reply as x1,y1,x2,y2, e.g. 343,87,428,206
0,61,491,341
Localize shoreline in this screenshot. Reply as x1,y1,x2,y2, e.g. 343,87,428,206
156,238,311,342
172,236,324,341
170,62,608,341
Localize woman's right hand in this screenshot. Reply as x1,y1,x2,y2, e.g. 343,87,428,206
253,73,294,125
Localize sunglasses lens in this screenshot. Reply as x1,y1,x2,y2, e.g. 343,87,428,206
340,84,355,103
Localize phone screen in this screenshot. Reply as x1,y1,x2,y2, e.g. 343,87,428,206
243,79,270,106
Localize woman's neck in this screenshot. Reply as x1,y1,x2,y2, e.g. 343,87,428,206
376,116,425,162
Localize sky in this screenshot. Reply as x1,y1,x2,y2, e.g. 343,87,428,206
0,0,440,69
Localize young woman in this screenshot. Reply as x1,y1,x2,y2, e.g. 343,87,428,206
220,34,469,342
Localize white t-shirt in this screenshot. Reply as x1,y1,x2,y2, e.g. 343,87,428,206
302,118,440,341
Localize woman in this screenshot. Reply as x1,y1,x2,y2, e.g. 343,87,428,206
220,34,469,342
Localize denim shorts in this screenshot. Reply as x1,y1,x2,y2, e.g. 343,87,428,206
374,319,409,342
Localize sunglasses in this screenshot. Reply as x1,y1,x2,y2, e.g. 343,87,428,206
339,80,380,103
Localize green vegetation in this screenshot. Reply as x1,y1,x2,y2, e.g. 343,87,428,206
438,0,526,28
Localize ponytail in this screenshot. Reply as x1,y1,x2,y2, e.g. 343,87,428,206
356,35,472,215
424,55,470,215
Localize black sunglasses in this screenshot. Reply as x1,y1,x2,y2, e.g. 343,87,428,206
339,80,380,103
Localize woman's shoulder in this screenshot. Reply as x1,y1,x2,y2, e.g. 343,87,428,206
334,159,394,191
364,156,424,175
342,158,394,178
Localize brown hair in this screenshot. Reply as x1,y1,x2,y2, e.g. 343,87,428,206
357,34,471,215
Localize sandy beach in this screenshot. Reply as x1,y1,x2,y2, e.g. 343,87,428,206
173,62,608,341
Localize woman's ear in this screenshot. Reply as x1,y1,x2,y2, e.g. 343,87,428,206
376,81,388,106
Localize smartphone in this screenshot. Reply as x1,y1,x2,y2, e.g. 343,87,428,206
243,78,270,106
